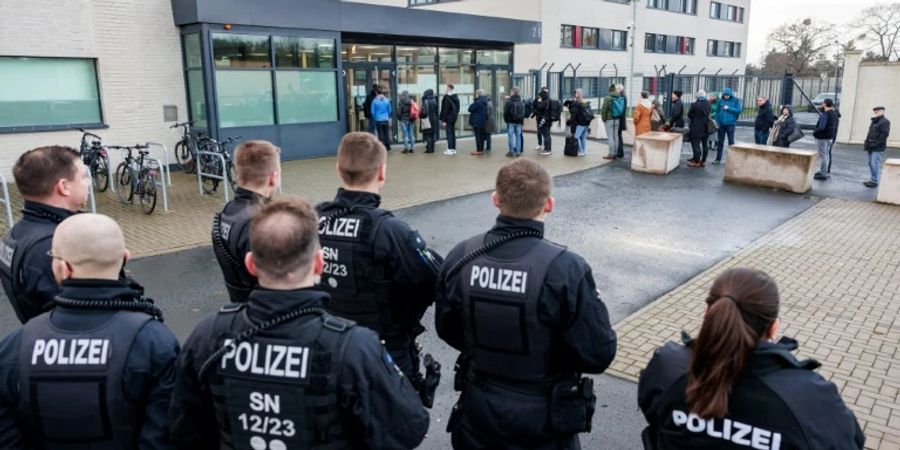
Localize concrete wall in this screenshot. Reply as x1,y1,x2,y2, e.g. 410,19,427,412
0,0,187,174
837,51,900,148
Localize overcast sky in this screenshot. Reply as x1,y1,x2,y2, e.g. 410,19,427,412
746,0,881,64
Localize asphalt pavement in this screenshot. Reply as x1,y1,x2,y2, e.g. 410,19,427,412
1,126,896,449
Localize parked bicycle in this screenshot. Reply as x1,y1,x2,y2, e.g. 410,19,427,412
75,128,111,192
111,144,160,214
198,136,240,195
170,120,205,174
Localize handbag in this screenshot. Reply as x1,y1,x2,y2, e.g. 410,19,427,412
706,119,718,136
421,116,432,130
788,126,804,143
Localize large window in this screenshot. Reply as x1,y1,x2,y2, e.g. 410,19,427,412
562,25,627,50
710,2,744,22
216,71,274,127
213,33,271,68
644,34,694,54
0,57,102,130
183,33,207,128
647,0,697,14
582,28,599,49
561,25,576,48
275,37,335,68
276,71,337,124
707,39,742,58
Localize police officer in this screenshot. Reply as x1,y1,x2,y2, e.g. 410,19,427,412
1,146,90,323
212,140,280,303
315,132,443,406
638,268,864,449
435,158,617,450
0,213,179,448
170,197,429,450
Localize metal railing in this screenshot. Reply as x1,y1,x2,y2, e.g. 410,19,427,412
145,142,173,187
145,156,169,212
197,150,230,203
0,174,13,227
85,167,97,214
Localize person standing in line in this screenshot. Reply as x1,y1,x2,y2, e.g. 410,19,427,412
504,87,527,157
863,106,891,188
707,93,720,151
570,88,594,157
713,87,742,164
441,84,461,155
687,90,712,168
398,91,415,154
535,90,554,155
770,105,797,148
363,84,380,134
616,84,628,157
469,90,489,156
633,91,653,137
371,87,393,151
601,84,625,160
651,100,666,131
754,96,776,145
813,99,839,181
532,86,549,151
421,88,439,154
669,90,685,130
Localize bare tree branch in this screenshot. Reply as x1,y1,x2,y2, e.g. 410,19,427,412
852,2,900,61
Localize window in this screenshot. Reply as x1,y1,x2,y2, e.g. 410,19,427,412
611,30,627,50
709,1,744,22
215,71,274,127
275,37,335,69
605,0,629,3
213,33,271,68
645,34,694,54
705,76,739,93
563,25,626,50
184,33,202,68
476,50,511,65
561,25,576,48
648,0,696,14
0,57,102,130
582,27,599,49
276,71,337,124
409,0,439,4
563,77,601,99
707,39,742,57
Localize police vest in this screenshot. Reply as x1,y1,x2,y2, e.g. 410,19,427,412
315,205,393,337
0,214,63,322
212,200,258,303
458,234,566,383
207,304,356,450
17,309,152,449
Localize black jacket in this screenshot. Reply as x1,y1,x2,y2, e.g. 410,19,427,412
813,109,838,140
0,279,180,449
865,116,891,151
397,96,413,122
503,95,526,125
534,92,552,122
421,89,439,135
754,100,776,131
687,100,711,140
363,88,377,120
212,187,266,302
638,337,864,450
774,113,797,148
169,288,429,450
568,100,594,126
440,92,460,124
669,99,685,129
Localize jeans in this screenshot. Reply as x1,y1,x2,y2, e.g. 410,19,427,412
691,138,710,163
400,121,414,150
575,125,589,155
474,127,486,151
445,122,457,150
716,124,736,161
605,120,619,157
485,129,492,151
755,129,770,145
816,139,833,176
507,123,523,154
537,122,543,146
376,121,391,150
869,151,884,183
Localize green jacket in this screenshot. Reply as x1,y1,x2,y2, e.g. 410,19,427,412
601,94,620,122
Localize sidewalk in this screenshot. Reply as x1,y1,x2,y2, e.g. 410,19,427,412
607,198,900,450
0,133,611,257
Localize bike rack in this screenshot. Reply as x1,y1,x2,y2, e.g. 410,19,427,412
197,150,230,203
0,174,13,227
85,168,97,214
144,157,169,212
144,142,173,187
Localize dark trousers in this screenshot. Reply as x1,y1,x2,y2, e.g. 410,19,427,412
446,121,457,150
474,127,487,151
539,121,552,151
485,129,492,151
376,121,392,150
691,137,710,162
537,124,543,146
424,132,436,153
716,124,735,161
616,119,625,157
754,129,770,145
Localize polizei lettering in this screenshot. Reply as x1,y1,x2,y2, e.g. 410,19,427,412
318,216,361,238
671,410,782,450
31,338,110,366
470,265,528,294
220,339,310,379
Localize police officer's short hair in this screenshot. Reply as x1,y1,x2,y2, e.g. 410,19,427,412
13,146,81,198
250,197,319,279
337,132,387,186
495,159,551,219
234,140,280,187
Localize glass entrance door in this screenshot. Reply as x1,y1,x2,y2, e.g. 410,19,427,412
344,64,395,137
477,67,512,133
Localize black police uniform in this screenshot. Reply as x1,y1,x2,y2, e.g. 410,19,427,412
0,201,76,323
0,279,179,449
212,188,267,303
169,288,429,450
638,336,865,450
315,189,442,394
435,216,618,450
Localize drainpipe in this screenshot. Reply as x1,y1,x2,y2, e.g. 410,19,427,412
628,0,637,105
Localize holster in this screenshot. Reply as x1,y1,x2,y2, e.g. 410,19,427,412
419,353,441,409
549,376,596,435
453,353,472,392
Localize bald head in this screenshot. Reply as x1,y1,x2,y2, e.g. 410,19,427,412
52,214,127,281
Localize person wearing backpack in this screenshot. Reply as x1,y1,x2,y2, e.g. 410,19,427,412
504,87,527,156
601,84,626,160
570,88,594,156
398,91,415,154
420,89,439,153
535,90,554,155
532,86,549,151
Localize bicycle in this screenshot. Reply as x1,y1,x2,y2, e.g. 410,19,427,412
75,128,111,192
110,144,159,215
170,121,205,174
198,136,240,195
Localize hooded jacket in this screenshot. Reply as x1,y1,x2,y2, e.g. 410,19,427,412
633,99,654,136
371,94,392,122
601,91,623,122
421,89,439,135
813,108,838,140
503,94,526,125
468,95,488,128
397,95,413,122
754,100,776,131
440,91,460,123
864,116,891,152
715,87,742,126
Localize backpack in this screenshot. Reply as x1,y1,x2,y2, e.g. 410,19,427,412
611,97,625,118
510,100,526,122
410,101,420,120
580,103,595,124
549,99,563,122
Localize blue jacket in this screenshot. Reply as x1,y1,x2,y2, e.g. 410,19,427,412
371,95,392,122
468,96,488,128
715,87,742,126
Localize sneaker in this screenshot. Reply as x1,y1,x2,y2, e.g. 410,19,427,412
535,145,543,151
471,151,484,156
578,153,585,157
711,160,722,165
538,150,552,156
401,149,409,154
688,161,701,168
616,152,624,158
505,152,515,157
814,173,829,180
864,181,878,188
443,149,455,155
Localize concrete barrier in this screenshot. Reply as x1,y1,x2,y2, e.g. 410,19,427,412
877,158,900,205
724,144,818,194
631,132,684,174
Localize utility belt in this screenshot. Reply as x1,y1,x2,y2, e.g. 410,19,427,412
381,329,441,409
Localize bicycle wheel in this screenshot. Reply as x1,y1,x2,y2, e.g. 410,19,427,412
115,162,134,203
201,154,222,194
92,155,110,192
174,141,196,174
227,162,237,193
140,172,158,215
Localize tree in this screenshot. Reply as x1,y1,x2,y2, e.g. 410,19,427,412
852,3,900,61
766,18,839,75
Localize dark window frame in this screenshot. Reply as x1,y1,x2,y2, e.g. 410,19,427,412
644,33,694,54
647,0,697,15
706,39,742,58
560,25,576,48
709,1,745,23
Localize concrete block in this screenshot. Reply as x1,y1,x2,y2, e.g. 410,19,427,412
876,158,900,205
631,132,684,174
724,144,818,194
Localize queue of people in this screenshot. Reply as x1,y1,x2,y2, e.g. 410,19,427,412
0,131,870,449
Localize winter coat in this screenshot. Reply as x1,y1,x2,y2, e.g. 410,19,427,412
772,107,797,148
440,92,460,124
534,91,552,122
687,99,711,140
485,97,496,133
420,89,439,135
669,99,685,129
813,109,838,140
363,88,377,119
601,92,624,122
371,95,392,122
865,116,891,152
633,100,653,136
468,95,488,128
754,100,776,131
503,94,526,125
397,96,413,123
715,87,742,126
